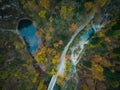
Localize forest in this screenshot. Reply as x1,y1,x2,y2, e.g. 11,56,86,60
0,0,120,90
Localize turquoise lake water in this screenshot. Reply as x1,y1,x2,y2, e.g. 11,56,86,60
18,19,41,53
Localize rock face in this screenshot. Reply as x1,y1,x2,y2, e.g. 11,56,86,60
0,0,21,29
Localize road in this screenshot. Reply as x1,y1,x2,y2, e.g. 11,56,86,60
0,29,20,35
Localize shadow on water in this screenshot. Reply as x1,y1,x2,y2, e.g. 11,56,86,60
18,19,32,30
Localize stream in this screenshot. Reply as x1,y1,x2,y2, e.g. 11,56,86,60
48,14,95,90
47,13,105,90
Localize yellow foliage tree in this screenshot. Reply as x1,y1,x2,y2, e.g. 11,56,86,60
60,6,67,15
36,55,45,64
65,75,70,81
36,46,47,64
91,63,103,73
97,32,105,37
100,59,111,67
45,32,52,41
67,6,73,13
99,0,107,7
82,83,89,90
39,0,50,9
54,54,60,63
49,16,54,23
32,73,39,83
104,36,111,43
50,68,56,75
37,80,47,90
47,48,53,54
57,76,65,87
66,61,71,73
91,72,104,81
85,24,91,30
84,2,93,11
52,54,60,65
53,43,59,48
52,58,57,64
38,10,46,19
91,63,104,81
51,49,57,56
60,6,67,19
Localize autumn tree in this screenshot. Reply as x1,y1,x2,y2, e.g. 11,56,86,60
82,83,89,90
97,31,104,37
92,55,102,64
50,68,56,75
36,55,45,64
27,0,37,10
96,0,107,7
39,0,50,9
58,40,63,45
65,61,71,73
67,6,74,18
85,24,91,30
60,6,67,19
60,6,74,19
45,32,52,42
65,54,71,60
35,46,46,64
38,10,46,19
69,23,78,32
32,72,39,83
84,2,93,11
100,59,111,67
53,43,59,48
47,48,53,54
90,63,104,81
52,55,60,65
67,6,73,13
51,49,57,56
37,80,47,90
57,76,65,87
49,16,54,23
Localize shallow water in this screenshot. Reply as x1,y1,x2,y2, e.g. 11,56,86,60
69,27,95,75
80,28,94,43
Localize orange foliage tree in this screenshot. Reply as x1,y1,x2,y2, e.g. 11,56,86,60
58,40,63,45
92,55,102,63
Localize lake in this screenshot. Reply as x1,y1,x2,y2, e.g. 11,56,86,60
18,19,41,53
